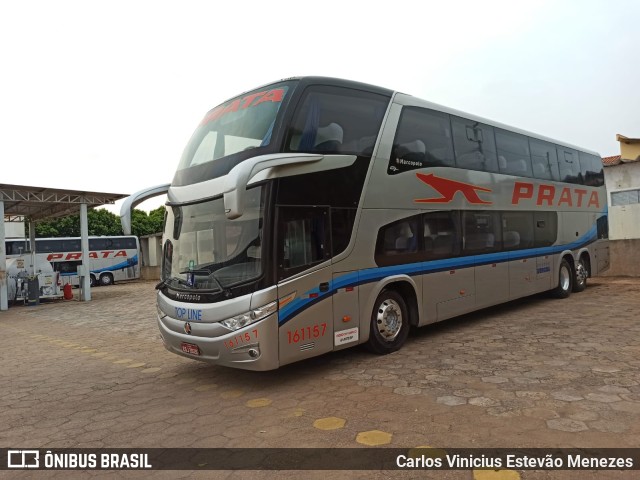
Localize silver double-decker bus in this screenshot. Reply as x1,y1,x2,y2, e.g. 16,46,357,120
151,77,608,370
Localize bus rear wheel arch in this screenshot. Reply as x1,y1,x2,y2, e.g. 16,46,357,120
99,273,114,286
573,253,590,293
367,287,412,355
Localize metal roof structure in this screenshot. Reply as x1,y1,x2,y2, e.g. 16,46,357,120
0,184,128,222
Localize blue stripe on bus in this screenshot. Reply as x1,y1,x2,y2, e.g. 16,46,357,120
277,226,598,325
58,255,139,276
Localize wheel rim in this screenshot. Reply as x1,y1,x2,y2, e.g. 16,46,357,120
576,262,587,286
375,298,403,342
560,265,571,291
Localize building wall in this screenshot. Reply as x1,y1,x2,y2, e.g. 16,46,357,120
601,239,640,277
620,142,640,162
604,162,640,239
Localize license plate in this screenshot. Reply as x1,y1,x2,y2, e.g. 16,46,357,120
180,342,200,355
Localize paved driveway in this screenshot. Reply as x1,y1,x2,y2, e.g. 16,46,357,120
1,277,639,479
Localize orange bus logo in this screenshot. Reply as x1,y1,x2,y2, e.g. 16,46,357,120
415,173,493,205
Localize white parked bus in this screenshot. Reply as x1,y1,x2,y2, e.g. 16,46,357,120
150,77,608,370
5,236,140,286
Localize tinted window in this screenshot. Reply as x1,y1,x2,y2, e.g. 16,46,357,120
375,216,422,266
557,147,582,184
124,237,138,250
502,212,534,250
6,241,30,255
495,129,532,177
331,208,357,257
277,206,330,278
388,107,454,175
451,117,498,172
36,240,63,253
597,215,609,239
423,211,460,260
579,152,605,187
62,239,81,251
462,211,502,254
533,211,558,247
287,86,389,156
90,238,110,250
530,139,560,181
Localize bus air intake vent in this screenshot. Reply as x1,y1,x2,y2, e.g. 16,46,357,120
300,342,315,351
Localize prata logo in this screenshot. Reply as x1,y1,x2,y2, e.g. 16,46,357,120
7,450,39,468
415,173,493,205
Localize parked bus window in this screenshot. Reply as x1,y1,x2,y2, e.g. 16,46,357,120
579,152,605,187
462,211,502,254
502,212,535,250
557,148,583,184
530,139,560,181
389,107,455,175
451,116,499,173
423,211,460,260
495,129,533,177
533,211,558,247
286,86,388,156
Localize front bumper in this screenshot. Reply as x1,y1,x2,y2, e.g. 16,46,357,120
157,311,280,371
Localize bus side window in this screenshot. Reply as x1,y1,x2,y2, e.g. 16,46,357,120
502,212,534,250
530,139,560,181
277,206,330,278
423,211,460,260
388,107,455,175
495,129,533,177
579,152,605,187
375,215,422,266
557,148,583,184
462,211,502,254
451,116,499,173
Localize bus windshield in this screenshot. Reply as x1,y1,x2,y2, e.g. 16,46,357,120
162,186,265,292
177,83,293,172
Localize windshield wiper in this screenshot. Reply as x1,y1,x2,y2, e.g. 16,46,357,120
179,268,231,296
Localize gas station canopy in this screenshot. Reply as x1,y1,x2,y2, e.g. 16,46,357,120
0,184,129,311
0,184,127,222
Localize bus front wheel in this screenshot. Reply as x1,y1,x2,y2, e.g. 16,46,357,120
100,273,114,286
551,259,573,299
367,289,409,355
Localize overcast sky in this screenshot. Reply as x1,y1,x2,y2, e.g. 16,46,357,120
1,0,638,214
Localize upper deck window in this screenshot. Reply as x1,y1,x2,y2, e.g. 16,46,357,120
286,85,390,157
173,81,297,186
451,116,499,173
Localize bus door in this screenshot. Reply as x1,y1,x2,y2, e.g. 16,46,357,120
276,206,334,366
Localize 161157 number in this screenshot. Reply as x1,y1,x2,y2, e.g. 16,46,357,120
287,323,327,344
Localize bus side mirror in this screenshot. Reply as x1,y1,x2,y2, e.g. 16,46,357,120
223,153,324,220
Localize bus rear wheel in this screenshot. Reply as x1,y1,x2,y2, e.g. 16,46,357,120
367,289,409,355
100,273,114,286
550,259,573,299
573,256,589,293
89,274,97,287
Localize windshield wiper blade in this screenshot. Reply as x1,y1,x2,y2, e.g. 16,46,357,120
179,268,231,296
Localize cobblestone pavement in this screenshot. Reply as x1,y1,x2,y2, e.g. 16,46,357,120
1,277,639,479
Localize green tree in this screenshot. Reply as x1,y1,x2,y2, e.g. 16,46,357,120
31,207,164,238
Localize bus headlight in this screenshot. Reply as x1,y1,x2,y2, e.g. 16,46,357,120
220,301,277,331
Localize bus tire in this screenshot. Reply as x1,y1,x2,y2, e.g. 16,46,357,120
573,255,589,293
367,289,409,355
99,273,114,286
550,259,573,299
89,274,97,287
